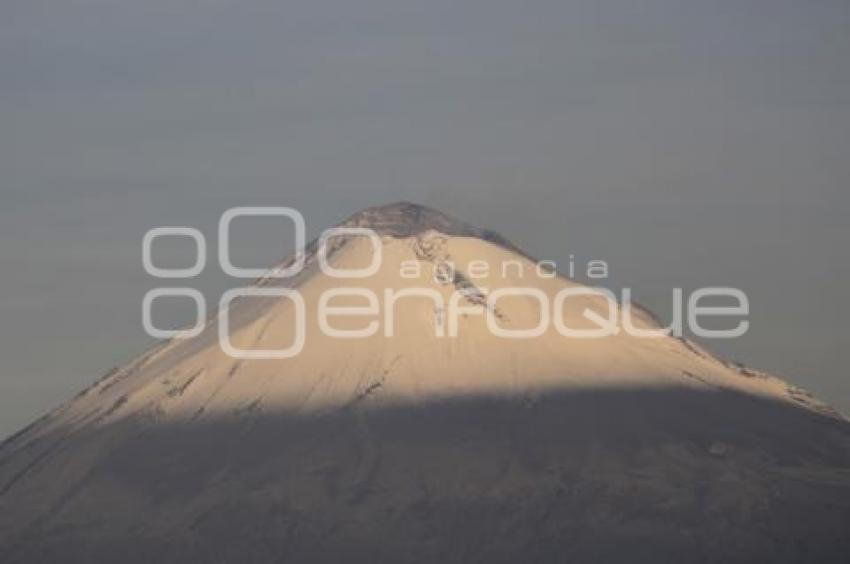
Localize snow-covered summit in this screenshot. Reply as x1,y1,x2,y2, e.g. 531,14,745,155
1,203,849,563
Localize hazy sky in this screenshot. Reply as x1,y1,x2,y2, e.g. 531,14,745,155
1,0,848,437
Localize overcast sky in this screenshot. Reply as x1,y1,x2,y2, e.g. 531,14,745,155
1,0,848,437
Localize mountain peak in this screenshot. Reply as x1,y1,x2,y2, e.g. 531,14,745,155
340,201,527,255
342,201,473,236
3,202,849,562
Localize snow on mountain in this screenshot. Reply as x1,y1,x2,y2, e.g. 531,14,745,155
1,202,848,563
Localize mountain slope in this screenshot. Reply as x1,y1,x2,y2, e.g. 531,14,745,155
1,202,849,563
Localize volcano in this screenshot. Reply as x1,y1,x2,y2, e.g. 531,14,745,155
1,202,849,563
